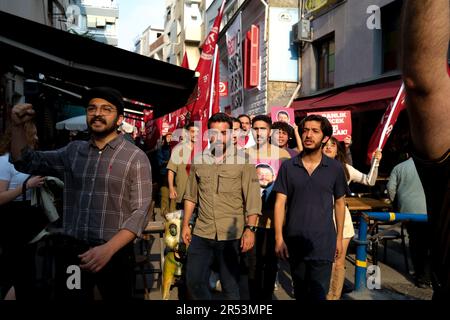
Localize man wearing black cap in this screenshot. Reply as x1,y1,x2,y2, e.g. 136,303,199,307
10,87,152,300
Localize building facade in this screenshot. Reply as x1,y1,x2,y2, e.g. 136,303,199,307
135,26,164,58
162,0,205,67
296,0,401,96
67,0,119,46
207,0,300,116
292,0,405,173
0,0,70,29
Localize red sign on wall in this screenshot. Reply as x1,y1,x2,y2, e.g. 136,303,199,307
219,81,228,96
307,110,352,141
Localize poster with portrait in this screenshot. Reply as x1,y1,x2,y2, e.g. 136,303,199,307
252,150,289,190
271,106,295,127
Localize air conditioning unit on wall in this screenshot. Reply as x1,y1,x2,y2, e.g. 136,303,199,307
292,19,313,43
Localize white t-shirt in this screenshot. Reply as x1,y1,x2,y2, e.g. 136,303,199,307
0,153,30,201
345,162,378,186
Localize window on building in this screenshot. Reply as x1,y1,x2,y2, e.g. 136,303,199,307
316,35,335,90
381,0,403,73
166,7,171,22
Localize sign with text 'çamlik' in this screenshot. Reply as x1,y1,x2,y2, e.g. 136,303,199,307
307,110,352,141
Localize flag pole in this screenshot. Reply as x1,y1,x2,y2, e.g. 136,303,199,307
377,83,405,150
209,44,219,117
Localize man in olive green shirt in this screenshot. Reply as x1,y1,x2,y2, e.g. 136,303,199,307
182,113,261,300
167,122,199,207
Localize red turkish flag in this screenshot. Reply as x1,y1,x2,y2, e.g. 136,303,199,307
367,64,450,163
188,1,224,122
366,84,405,163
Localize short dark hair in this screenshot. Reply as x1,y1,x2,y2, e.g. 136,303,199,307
252,114,272,129
256,163,274,175
272,121,293,138
238,114,251,123
83,87,124,115
277,110,289,118
299,114,333,139
231,117,242,128
207,112,232,129
184,122,196,130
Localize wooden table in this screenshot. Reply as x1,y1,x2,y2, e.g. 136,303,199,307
346,197,392,212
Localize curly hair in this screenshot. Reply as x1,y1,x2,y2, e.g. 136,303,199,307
299,114,333,139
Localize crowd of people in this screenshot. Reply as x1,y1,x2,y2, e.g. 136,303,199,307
0,0,448,302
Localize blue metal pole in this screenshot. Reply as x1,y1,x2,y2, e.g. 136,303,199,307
354,214,368,291
363,212,427,222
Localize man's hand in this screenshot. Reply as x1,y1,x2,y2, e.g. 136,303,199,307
26,176,46,189
240,229,255,252
79,244,114,273
335,237,343,261
169,188,177,200
372,149,383,162
275,238,289,260
181,224,192,245
11,104,36,126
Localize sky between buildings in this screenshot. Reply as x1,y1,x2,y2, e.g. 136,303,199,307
118,0,166,51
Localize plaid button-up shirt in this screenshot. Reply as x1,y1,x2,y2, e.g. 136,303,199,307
14,135,152,242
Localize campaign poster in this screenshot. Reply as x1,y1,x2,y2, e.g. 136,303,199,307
271,106,295,127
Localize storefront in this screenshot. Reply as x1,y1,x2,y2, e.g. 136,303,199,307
292,75,408,187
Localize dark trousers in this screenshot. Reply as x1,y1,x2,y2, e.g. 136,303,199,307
287,240,332,301
186,235,241,300
406,221,431,281
247,228,278,300
1,240,49,300
52,235,135,300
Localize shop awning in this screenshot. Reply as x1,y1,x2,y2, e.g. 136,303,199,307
291,93,335,109
0,11,197,118
292,79,402,111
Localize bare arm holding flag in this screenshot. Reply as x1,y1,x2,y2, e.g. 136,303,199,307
401,0,450,160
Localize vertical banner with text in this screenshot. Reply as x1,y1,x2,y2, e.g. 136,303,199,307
226,12,244,116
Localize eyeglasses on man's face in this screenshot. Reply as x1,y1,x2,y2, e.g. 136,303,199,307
86,105,117,115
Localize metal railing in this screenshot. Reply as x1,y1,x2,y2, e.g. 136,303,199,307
353,212,427,291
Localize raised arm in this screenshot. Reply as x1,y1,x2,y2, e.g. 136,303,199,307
10,104,36,161
401,0,450,159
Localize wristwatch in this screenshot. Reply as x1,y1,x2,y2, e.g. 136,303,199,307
244,225,257,233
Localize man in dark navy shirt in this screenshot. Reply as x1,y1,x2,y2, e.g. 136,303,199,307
273,115,348,300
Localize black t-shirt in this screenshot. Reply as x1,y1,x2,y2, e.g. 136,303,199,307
273,154,349,262
413,148,450,298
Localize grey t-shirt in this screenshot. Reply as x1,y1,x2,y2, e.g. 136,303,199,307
387,158,427,214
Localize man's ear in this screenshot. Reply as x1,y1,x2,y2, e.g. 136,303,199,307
322,136,330,144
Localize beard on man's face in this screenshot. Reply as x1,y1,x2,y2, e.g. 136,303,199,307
210,140,227,156
88,115,119,138
302,136,324,153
